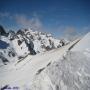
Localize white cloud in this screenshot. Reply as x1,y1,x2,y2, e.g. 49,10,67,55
0,12,43,31
63,27,76,35
83,26,90,32
0,12,10,18
61,26,78,41
14,14,43,31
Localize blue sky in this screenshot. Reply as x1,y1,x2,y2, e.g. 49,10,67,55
0,0,90,38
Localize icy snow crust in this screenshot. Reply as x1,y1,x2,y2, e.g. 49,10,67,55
31,51,90,90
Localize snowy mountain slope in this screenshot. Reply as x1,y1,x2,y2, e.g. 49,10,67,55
31,51,90,90
72,32,90,51
0,39,79,89
30,33,90,90
72,32,90,57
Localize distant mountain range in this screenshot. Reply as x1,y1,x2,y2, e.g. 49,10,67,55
0,25,69,65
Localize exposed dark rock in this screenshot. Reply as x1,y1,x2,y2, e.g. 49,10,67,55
8,30,15,40
0,55,9,65
47,62,51,67
25,40,36,55
60,39,65,46
8,51,15,57
17,29,24,35
36,67,45,75
18,40,22,46
1,85,9,90
45,46,52,51
0,25,6,35
30,35,34,40
18,56,24,60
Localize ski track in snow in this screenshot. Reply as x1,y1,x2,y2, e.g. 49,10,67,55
0,39,80,88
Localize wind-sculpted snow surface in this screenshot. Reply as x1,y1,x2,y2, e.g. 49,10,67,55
31,51,90,90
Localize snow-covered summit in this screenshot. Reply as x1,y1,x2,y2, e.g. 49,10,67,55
9,28,68,56
0,26,68,65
